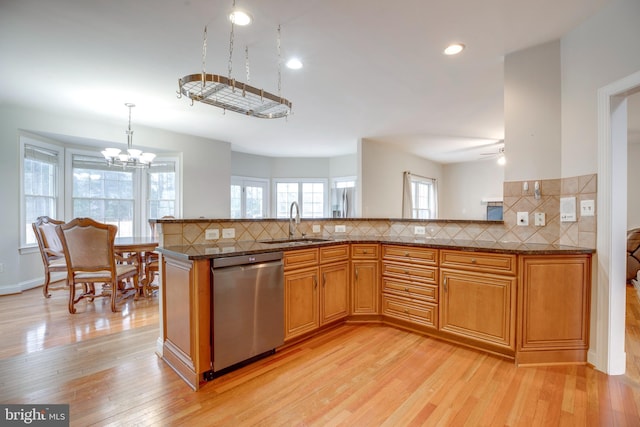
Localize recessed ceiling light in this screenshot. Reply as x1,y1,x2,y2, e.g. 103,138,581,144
286,58,303,70
444,43,465,55
229,10,252,26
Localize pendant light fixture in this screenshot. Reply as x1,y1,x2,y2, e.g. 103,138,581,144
177,0,292,119
102,103,156,168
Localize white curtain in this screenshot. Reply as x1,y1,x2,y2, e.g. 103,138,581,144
402,171,413,218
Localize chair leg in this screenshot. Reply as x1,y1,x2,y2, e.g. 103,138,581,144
68,282,77,314
43,272,51,298
110,280,118,312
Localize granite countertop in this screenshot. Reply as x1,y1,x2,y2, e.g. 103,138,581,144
157,236,595,261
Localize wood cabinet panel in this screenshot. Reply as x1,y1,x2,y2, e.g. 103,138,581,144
440,250,516,275
284,266,319,340
382,245,438,265
320,261,349,324
284,248,319,271
382,277,438,303
351,260,379,314
440,268,516,349
382,294,437,328
382,261,438,284
351,244,379,259
518,255,591,355
319,244,349,264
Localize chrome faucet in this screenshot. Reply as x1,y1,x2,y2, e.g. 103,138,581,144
289,201,300,239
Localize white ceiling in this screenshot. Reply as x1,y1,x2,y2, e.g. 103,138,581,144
0,0,613,163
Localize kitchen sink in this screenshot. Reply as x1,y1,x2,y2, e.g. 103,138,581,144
258,237,332,245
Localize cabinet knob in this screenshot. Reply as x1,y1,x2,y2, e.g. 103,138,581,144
363,250,368,254
404,287,409,292
403,309,409,314
471,258,477,263
405,252,410,257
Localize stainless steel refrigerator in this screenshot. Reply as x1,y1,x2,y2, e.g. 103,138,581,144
331,187,356,218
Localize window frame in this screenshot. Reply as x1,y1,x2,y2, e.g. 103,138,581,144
273,178,328,218
19,135,64,250
230,176,270,219
143,155,182,233
411,176,437,219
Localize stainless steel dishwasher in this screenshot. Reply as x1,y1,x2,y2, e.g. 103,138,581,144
211,251,284,373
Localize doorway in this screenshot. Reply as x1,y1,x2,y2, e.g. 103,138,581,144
597,70,640,375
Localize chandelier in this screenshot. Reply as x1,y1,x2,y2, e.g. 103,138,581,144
177,1,292,119
102,103,156,168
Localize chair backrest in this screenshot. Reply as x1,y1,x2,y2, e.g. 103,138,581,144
32,216,65,264
56,218,118,273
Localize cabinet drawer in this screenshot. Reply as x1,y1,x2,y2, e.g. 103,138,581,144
382,261,438,284
284,248,319,270
319,244,349,264
382,294,437,329
382,245,438,265
382,277,438,303
440,250,516,275
351,244,379,259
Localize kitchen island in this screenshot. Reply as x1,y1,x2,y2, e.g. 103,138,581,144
157,236,593,390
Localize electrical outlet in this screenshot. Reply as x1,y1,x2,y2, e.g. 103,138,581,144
312,224,321,233
580,200,595,217
517,212,529,226
414,226,426,235
534,212,546,226
222,228,235,239
335,225,346,233
205,229,219,240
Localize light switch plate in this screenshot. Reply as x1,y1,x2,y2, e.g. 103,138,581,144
414,226,426,235
580,200,595,217
517,212,529,226
205,229,219,240
335,225,346,233
222,228,235,239
534,212,546,226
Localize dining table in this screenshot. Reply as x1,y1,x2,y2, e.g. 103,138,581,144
114,236,159,296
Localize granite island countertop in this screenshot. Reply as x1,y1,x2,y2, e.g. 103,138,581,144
157,236,595,261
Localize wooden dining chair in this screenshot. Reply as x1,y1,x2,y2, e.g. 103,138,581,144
32,216,68,298
56,217,139,313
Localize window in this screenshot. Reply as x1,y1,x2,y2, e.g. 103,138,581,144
71,153,136,237
21,140,63,246
148,161,178,220
411,177,436,219
230,177,268,218
275,179,327,218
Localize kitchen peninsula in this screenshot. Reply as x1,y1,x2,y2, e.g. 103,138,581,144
153,218,594,390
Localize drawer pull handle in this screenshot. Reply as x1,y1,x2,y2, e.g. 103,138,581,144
363,250,368,254
471,258,477,263
404,287,410,292
444,277,448,293
313,275,318,289
405,252,410,257
355,268,359,281
403,309,409,314
404,270,409,274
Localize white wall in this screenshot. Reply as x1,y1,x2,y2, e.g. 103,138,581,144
0,104,231,292
504,40,561,182
561,0,640,178
440,159,505,220
329,154,357,178
360,138,443,218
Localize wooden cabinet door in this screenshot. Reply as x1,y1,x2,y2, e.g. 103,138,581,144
440,268,516,349
518,255,591,361
320,261,349,324
284,267,319,340
351,260,379,314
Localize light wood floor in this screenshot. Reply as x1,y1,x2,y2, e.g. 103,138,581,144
2,284,640,426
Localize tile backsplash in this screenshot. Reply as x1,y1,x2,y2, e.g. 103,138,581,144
157,174,596,249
